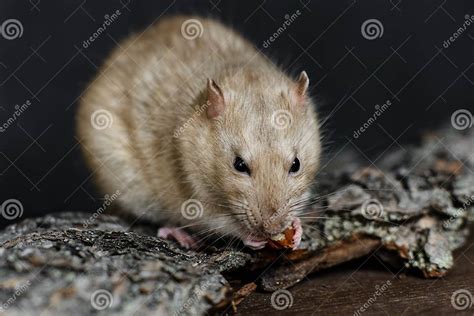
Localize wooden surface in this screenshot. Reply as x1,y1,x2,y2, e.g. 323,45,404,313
234,226,474,316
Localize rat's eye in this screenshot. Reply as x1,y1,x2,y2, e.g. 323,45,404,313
234,157,250,175
290,157,300,173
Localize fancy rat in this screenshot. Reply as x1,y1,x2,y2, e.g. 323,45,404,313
76,16,321,250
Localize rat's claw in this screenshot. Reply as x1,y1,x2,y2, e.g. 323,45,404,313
243,237,267,250
158,227,198,249
291,217,303,250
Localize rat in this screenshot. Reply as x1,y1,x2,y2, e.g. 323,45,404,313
76,16,321,250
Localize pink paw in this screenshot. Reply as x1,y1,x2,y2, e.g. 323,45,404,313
157,227,198,249
291,217,303,250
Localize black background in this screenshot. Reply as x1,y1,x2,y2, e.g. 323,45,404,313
0,0,472,226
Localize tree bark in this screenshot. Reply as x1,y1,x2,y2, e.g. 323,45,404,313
0,127,472,314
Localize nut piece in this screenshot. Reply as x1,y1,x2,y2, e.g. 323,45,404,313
267,228,295,249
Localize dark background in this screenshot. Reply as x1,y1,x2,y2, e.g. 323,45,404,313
0,0,472,226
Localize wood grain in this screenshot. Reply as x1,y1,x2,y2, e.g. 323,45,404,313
235,226,474,315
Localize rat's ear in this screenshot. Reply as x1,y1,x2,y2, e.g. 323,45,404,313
206,79,225,119
294,70,309,104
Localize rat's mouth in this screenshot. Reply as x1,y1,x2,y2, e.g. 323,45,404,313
242,236,267,250
241,217,303,250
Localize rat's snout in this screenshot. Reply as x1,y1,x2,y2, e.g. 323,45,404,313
261,209,289,236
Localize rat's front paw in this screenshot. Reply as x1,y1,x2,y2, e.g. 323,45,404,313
291,217,303,250
157,227,198,249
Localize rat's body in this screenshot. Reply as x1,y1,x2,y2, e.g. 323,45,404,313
77,16,321,249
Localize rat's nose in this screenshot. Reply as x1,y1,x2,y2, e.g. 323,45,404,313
262,214,287,236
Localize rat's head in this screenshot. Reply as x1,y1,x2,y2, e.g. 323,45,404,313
181,70,321,249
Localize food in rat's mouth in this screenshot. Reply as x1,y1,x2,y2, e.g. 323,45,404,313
267,227,296,249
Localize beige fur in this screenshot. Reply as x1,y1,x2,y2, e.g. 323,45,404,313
76,16,321,242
